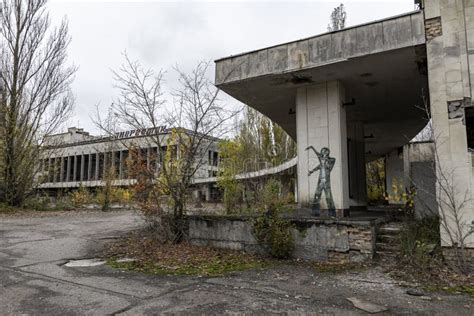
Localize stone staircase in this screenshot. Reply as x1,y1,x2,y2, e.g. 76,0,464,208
375,222,403,260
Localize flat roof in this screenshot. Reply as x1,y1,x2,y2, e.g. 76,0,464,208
214,10,422,63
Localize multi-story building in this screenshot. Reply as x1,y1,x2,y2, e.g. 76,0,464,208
38,127,220,200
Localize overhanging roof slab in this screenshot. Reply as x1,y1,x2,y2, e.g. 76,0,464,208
214,11,429,159
215,11,425,86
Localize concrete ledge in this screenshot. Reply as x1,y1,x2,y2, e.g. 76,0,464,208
215,11,425,86
442,247,474,272
186,215,376,262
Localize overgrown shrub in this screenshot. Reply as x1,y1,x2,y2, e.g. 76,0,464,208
54,196,73,210
217,139,244,214
138,188,186,243
252,179,294,259
386,178,416,216
22,194,50,211
112,188,132,204
96,187,132,207
69,185,92,207
398,216,441,269
259,178,284,210
253,209,294,259
220,178,242,214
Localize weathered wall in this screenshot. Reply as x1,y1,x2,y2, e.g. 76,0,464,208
404,142,438,218
187,216,376,263
424,0,474,247
442,247,474,271
411,161,439,218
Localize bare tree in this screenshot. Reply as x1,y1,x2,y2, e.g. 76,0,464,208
0,0,76,206
327,3,347,32
96,53,241,242
412,98,474,274
91,109,121,212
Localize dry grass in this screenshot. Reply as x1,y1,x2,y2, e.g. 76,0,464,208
105,230,272,276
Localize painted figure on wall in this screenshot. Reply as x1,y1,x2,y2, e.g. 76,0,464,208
305,146,336,213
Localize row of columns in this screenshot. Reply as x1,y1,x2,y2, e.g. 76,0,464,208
43,148,159,183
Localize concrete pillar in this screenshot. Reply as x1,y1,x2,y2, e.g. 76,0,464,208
103,152,107,180
403,144,411,188
294,179,298,203
119,150,123,179
80,154,84,182
147,148,151,171
88,154,92,181
111,151,116,179
205,184,211,202
156,149,160,176
296,81,350,215
47,158,51,182
347,121,367,207
40,158,45,179
59,156,64,182
72,155,77,182
424,0,474,247
65,157,69,182
385,149,405,204
95,153,100,181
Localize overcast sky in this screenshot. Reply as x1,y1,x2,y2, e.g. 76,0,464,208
48,0,416,134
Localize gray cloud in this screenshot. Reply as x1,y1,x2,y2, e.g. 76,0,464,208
48,0,415,133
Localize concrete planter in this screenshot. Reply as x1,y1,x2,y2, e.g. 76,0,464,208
186,215,378,263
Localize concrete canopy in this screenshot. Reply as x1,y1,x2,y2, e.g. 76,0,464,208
215,11,429,160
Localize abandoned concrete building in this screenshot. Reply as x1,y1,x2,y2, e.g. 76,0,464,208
39,127,221,200
214,0,474,255
36,0,474,263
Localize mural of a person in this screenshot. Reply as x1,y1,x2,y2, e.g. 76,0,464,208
305,146,336,213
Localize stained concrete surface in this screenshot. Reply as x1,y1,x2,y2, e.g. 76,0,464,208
0,210,472,315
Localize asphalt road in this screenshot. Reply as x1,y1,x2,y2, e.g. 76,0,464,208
0,210,472,315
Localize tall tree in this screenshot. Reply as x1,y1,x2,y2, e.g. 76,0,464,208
237,107,296,172
0,0,76,206
96,53,240,242
327,3,347,32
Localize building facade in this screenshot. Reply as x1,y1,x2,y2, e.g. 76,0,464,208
215,0,474,249
38,127,220,201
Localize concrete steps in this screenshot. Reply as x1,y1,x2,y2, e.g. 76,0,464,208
375,242,399,252
375,222,403,259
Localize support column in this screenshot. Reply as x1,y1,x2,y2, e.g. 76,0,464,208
59,157,64,182
103,152,107,180
72,155,77,182
95,153,100,181
65,157,70,182
296,81,349,216
205,184,211,202
424,0,474,249
48,158,52,182
347,121,367,207
147,148,151,171
110,151,115,179
80,154,85,182
385,149,405,204
119,150,123,179
87,154,92,181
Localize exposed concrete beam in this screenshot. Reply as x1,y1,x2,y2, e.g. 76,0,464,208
216,11,425,86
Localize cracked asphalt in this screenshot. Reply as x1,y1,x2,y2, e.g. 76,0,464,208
0,210,472,315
